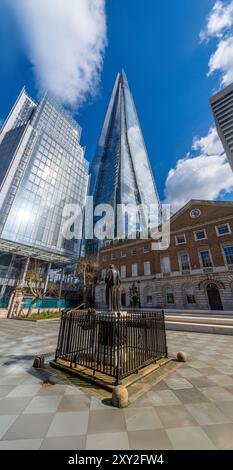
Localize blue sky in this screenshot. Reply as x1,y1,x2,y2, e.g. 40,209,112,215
1,0,233,210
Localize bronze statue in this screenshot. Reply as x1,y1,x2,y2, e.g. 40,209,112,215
105,264,121,311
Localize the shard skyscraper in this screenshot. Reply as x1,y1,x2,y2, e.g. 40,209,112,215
88,70,160,252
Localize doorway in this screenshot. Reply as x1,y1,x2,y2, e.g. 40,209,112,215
206,283,223,311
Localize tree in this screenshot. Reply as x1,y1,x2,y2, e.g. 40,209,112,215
7,260,62,318
25,260,44,317
75,255,99,306
46,281,60,298
25,261,63,316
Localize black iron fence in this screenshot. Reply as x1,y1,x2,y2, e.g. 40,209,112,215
55,310,168,384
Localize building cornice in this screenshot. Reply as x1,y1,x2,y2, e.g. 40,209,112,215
100,214,233,253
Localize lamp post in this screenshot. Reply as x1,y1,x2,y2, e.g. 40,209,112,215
137,280,141,309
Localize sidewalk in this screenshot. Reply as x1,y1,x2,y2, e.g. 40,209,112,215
0,319,233,449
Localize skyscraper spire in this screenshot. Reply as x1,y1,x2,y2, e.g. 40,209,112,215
88,71,160,252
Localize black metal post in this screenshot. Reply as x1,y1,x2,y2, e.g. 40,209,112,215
162,309,168,358
116,311,121,385
137,280,141,308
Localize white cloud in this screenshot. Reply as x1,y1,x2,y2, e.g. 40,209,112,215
9,0,107,108
200,1,233,86
200,0,233,41
192,127,224,155
208,35,233,85
164,3,233,212
164,128,233,212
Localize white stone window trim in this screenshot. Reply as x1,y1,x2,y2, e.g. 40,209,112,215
144,261,151,276
175,234,186,245
193,229,208,241
198,248,214,269
131,263,138,277
221,243,233,267
160,255,171,274
178,252,191,272
215,223,232,237
190,208,201,218
120,250,126,258
120,265,126,279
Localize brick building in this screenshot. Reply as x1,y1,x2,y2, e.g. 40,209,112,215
95,200,233,311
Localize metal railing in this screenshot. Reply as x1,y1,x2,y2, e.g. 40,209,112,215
55,310,168,384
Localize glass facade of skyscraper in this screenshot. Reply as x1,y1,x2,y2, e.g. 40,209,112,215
0,89,89,262
88,71,160,252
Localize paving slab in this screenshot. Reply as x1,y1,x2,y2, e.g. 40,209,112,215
0,319,233,450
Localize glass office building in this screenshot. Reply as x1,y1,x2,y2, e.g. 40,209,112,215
210,83,233,172
88,70,160,252
0,88,89,264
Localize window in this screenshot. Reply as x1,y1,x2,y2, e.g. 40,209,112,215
199,250,212,268
147,295,153,305
120,249,126,258
131,247,137,255
194,230,207,241
185,286,196,304
216,224,231,236
143,244,150,253
111,252,116,260
132,263,138,277
179,254,190,271
175,234,186,245
224,246,233,264
144,261,151,276
102,255,107,262
187,294,196,304
161,256,171,273
120,265,126,279
190,208,201,218
167,293,174,304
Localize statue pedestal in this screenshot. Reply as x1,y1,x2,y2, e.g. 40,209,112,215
97,311,127,368
99,311,127,347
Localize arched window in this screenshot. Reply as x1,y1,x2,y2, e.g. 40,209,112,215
164,286,175,305
184,285,196,305
143,285,153,306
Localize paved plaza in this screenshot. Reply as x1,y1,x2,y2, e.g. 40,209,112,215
0,319,233,450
